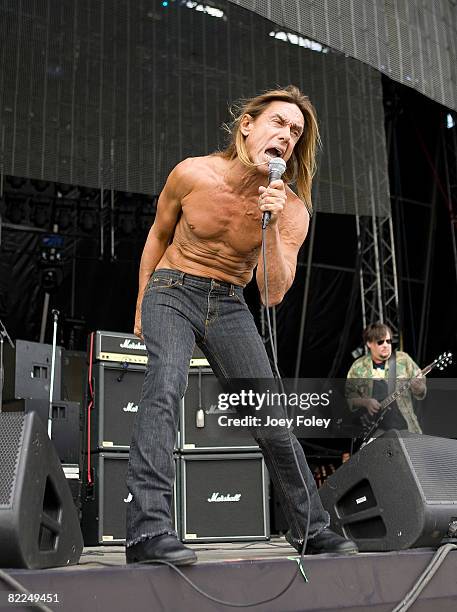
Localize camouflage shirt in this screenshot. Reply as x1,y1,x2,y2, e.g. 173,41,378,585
346,351,426,433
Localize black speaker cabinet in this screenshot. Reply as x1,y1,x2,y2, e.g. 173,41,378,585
62,349,86,405
3,399,81,464
180,453,269,542
92,362,146,450
3,339,62,401
319,430,457,551
0,412,83,568
81,453,178,545
180,369,259,451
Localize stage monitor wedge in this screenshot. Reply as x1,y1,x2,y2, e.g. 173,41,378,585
319,430,457,551
0,412,83,568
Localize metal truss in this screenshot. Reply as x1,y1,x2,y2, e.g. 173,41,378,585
356,211,400,341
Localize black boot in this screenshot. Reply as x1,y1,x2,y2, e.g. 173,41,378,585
126,534,197,565
286,528,358,555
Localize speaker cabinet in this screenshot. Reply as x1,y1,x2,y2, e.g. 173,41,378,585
319,430,457,551
180,369,259,451
92,362,146,450
180,453,269,542
81,453,178,545
4,339,62,401
0,412,83,568
3,399,81,464
62,349,86,405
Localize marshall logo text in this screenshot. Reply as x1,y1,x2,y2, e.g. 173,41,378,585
207,492,242,503
119,339,146,351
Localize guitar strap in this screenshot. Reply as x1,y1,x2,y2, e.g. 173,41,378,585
387,350,397,408
363,351,398,440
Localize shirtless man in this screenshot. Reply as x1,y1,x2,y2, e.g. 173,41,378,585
125,86,358,564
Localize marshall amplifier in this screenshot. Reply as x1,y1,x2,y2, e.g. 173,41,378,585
3,339,62,401
81,453,179,545
91,362,146,450
95,330,148,365
180,369,259,452
180,453,269,542
94,330,209,367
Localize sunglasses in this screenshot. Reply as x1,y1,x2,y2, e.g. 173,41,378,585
376,339,392,346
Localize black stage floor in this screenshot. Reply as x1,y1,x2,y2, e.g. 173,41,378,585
1,538,457,611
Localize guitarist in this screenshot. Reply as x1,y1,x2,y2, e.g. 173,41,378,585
346,322,426,435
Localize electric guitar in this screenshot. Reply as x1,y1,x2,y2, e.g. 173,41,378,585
360,352,453,443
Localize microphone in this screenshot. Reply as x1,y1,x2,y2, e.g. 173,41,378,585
262,157,287,229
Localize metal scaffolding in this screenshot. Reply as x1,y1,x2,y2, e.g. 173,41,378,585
356,210,400,342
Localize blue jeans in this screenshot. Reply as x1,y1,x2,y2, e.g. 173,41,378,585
126,269,329,547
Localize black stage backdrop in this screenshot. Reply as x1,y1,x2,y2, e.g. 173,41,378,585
0,2,455,377
1,80,456,376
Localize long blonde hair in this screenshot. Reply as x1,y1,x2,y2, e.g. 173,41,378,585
220,86,320,213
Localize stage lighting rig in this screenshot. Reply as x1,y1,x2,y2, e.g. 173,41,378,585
31,199,52,228
56,183,74,197
78,201,99,234
139,197,156,232
77,188,100,235
54,202,75,232
115,195,137,237
31,179,50,193
118,210,135,235
6,176,25,190
5,194,27,225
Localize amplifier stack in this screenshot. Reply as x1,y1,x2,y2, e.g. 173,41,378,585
81,331,148,544
81,330,269,545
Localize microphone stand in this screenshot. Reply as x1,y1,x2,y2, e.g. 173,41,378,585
0,318,14,411
48,309,59,438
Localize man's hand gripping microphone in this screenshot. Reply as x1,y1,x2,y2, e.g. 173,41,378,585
262,157,287,229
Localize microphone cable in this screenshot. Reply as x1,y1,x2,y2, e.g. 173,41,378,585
260,218,312,581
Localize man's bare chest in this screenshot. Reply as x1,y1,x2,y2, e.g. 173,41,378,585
181,189,263,244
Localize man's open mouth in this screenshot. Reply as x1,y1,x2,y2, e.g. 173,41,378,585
265,147,283,159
